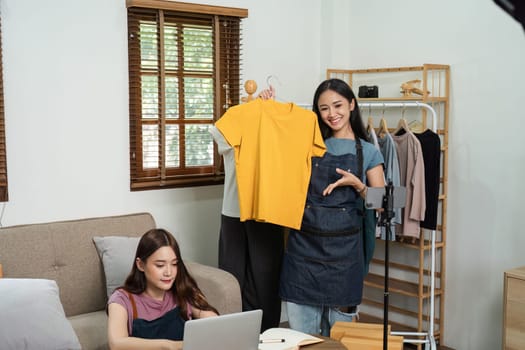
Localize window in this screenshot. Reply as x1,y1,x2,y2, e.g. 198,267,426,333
0,14,7,202
127,0,247,190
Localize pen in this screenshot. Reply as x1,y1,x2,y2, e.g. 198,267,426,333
259,338,285,344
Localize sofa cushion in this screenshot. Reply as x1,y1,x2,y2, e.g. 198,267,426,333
0,278,81,350
68,310,108,350
93,236,140,298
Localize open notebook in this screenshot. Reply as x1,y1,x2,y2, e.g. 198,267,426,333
259,328,323,350
183,309,262,350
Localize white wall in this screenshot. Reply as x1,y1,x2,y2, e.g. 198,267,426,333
0,0,321,266
322,1,525,349
2,0,524,349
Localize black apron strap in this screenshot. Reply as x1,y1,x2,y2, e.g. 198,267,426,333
355,137,364,181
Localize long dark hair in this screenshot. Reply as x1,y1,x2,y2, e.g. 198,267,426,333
312,78,369,142
120,228,218,319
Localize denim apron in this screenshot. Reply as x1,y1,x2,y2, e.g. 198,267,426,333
280,151,364,307
127,292,186,341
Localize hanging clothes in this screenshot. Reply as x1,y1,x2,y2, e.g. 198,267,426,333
414,129,441,230
377,132,402,240
366,126,384,250
209,126,240,218
392,127,426,238
216,99,326,230
367,123,380,150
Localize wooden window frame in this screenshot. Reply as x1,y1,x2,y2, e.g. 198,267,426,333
126,0,247,190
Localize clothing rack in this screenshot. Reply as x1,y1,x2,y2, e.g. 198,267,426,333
360,101,437,133
359,101,437,350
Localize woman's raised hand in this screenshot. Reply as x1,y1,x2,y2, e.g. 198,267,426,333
322,168,361,196
258,85,275,100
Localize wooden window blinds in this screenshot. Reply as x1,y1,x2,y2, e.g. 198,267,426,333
127,0,247,190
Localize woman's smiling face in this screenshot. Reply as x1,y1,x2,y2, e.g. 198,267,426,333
317,89,355,138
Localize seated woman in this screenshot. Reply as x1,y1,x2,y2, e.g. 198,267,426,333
107,228,218,350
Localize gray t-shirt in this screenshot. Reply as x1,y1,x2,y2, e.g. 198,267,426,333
323,137,384,181
209,126,240,218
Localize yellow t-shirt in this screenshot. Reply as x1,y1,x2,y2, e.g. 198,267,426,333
216,99,326,229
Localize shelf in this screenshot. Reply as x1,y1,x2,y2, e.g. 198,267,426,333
358,97,424,102
357,97,447,103
329,64,449,75
364,273,443,299
362,298,441,324
425,97,448,103
373,238,445,251
369,258,443,279
362,298,419,319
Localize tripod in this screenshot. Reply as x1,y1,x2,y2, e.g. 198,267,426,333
369,182,437,350
379,182,395,350
366,182,406,350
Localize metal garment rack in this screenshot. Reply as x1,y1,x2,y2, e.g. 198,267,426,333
359,101,437,350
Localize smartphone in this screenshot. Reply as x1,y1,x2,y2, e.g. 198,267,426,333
365,186,407,210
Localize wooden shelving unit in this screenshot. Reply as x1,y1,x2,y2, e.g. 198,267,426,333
503,266,525,350
327,64,450,347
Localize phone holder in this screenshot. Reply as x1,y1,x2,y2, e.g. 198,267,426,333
365,185,406,210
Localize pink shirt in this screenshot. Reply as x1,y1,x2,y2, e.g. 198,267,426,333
392,131,426,238
108,289,191,335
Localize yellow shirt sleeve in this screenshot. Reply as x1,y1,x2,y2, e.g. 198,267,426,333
312,117,327,157
215,104,244,148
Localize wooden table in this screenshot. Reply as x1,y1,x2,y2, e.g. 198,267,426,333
303,336,346,350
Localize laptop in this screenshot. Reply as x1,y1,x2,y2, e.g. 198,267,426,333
183,309,262,350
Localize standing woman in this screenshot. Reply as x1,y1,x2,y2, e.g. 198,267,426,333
107,229,218,350
279,79,385,336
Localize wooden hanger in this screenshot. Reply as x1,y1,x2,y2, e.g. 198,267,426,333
409,119,425,133
394,117,410,135
367,116,374,134
378,118,389,138
393,107,410,135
